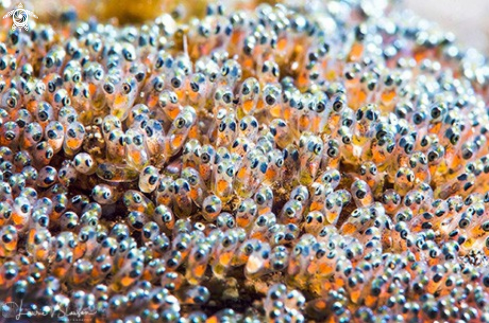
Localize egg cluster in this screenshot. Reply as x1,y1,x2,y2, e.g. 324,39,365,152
1,0,489,322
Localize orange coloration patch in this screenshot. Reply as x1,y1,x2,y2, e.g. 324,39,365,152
114,94,128,107
283,107,291,120
306,262,318,276
37,248,49,260
270,105,282,118
89,84,98,96
188,91,198,102
26,101,38,114
21,138,32,149
206,317,218,323
264,168,277,182
243,57,254,70
189,188,198,200
171,135,184,151
52,267,68,278
111,108,125,120
311,116,321,134
313,299,327,310
258,208,271,216
219,252,232,266
167,107,181,120
233,254,248,266
199,165,211,179
356,90,366,105
309,202,323,212
130,150,143,164
299,115,310,130
277,38,287,52
350,289,361,304
341,223,356,235
141,271,152,281
230,33,241,47
381,90,396,102
188,126,198,139
297,73,308,88
175,89,186,101
242,100,254,114
365,295,377,307
12,213,25,226
326,70,337,81
318,263,334,275
348,43,364,62
237,168,247,181
121,276,133,287
146,95,158,107
73,275,84,285
217,179,229,194
193,264,206,278
66,138,80,149
236,216,250,228
74,245,86,260
4,241,15,251
91,267,102,278
256,100,264,111
414,50,428,63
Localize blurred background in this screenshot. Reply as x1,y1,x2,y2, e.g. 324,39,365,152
405,0,489,52
1,0,487,52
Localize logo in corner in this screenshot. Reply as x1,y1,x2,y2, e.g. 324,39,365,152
3,3,38,31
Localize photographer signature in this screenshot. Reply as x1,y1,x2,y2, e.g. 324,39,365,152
2,301,97,321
